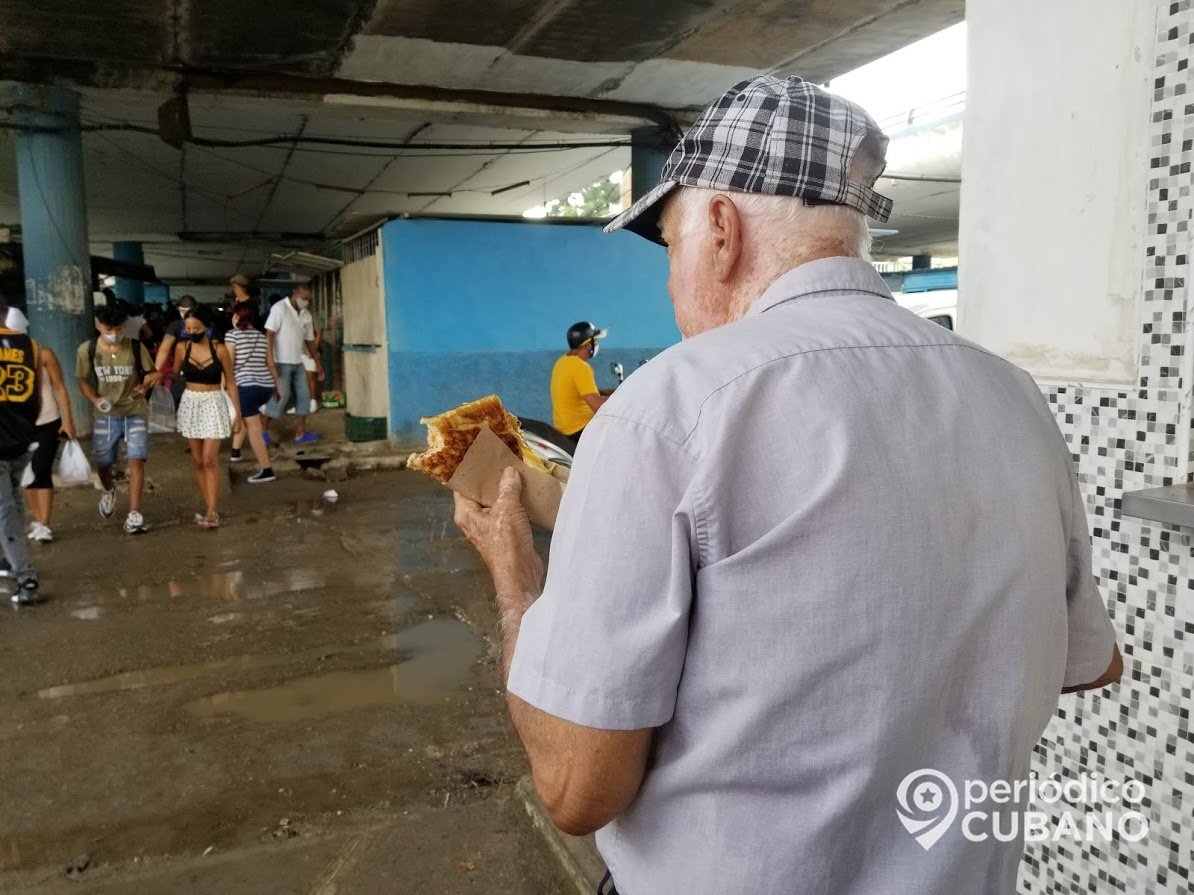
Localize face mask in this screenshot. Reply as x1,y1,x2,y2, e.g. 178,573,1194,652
589,342,600,358
181,331,202,342
295,297,310,311
102,332,119,344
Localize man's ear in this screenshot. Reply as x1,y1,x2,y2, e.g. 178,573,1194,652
707,194,743,282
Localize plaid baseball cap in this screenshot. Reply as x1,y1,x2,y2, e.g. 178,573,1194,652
605,75,893,245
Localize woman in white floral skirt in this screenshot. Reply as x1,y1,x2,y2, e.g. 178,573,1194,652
172,306,243,528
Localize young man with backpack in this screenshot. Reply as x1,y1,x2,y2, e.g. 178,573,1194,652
0,299,42,603
76,305,161,534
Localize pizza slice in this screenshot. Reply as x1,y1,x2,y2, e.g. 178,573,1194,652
406,394,552,483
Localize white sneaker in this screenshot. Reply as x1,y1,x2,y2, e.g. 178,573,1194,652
123,511,149,535
28,522,53,543
309,399,319,413
285,406,296,415
99,488,116,519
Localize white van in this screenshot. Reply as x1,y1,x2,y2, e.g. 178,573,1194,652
894,288,957,331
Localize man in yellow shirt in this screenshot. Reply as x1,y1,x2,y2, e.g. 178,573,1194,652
551,321,614,443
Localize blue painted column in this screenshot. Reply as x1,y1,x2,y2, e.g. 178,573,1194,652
630,126,670,201
112,241,145,304
11,84,95,431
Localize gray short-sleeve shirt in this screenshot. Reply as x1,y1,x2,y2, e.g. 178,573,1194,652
507,257,1117,895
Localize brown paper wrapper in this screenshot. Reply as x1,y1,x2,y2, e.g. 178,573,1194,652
446,425,567,531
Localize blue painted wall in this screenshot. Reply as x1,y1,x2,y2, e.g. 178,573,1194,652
381,218,677,438
144,283,170,305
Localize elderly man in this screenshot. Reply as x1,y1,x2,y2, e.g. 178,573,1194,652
455,76,1121,895
262,281,323,445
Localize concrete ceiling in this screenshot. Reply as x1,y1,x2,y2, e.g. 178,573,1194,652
0,0,963,284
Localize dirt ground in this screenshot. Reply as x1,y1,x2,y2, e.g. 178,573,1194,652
0,427,570,894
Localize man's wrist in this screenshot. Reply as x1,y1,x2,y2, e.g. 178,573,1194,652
495,585,538,625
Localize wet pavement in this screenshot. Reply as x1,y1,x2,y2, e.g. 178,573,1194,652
0,436,568,893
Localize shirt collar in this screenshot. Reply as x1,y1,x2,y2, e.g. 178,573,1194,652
747,257,894,317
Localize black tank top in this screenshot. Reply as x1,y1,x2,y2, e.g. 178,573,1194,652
182,341,224,386
0,331,38,460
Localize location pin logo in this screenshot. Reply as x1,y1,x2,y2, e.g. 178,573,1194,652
896,768,959,851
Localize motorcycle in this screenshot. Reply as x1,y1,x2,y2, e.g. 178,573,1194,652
519,361,630,469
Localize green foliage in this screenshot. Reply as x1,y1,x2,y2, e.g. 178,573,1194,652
544,176,622,218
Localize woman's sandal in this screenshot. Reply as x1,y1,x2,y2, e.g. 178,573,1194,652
195,512,220,529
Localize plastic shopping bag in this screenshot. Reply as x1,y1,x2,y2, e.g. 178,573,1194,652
19,450,35,488
148,385,176,434
55,439,92,486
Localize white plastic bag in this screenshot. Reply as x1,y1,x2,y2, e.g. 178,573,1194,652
19,448,36,488
55,439,91,486
148,385,176,434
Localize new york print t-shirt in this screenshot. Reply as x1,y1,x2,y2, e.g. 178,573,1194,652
76,339,153,417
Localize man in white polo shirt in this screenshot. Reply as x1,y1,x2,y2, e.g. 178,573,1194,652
262,281,323,445
454,76,1122,895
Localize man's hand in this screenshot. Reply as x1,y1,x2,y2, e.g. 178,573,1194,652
59,420,77,440
454,465,653,837
133,373,161,396
453,467,544,600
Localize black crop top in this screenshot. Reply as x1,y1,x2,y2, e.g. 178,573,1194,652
182,341,224,386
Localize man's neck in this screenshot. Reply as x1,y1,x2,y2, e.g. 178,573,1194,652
732,248,862,322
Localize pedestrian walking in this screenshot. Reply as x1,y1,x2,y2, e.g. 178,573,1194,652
261,282,322,445
155,294,197,410
76,304,161,535
25,344,77,543
225,304,277,484
173,306,243,528
0,299,42,603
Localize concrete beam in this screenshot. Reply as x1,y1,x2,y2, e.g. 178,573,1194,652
0,58,684,136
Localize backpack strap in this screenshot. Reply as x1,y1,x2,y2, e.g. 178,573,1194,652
130,338,146,382
88,336,99,386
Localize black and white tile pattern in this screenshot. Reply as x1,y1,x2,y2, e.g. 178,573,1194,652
1019,3,1194,892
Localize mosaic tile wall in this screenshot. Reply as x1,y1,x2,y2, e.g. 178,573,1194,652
1019,3,1194,892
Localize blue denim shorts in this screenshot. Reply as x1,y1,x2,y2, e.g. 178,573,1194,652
238,384,274,419
93,414,149,467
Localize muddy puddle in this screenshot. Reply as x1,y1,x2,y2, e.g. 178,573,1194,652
185,618,482,722
37,602,429,701
73,567,374,606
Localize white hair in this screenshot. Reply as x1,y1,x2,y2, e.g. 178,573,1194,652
670,187,873,261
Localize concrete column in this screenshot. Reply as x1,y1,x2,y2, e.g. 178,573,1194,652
959,0,1154,383
11,84,95,429
630,126,670,201
112,241,145,305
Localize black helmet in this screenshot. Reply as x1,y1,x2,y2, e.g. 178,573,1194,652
567,321,608,349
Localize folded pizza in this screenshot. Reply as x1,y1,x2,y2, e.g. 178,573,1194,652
406,394,551,483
